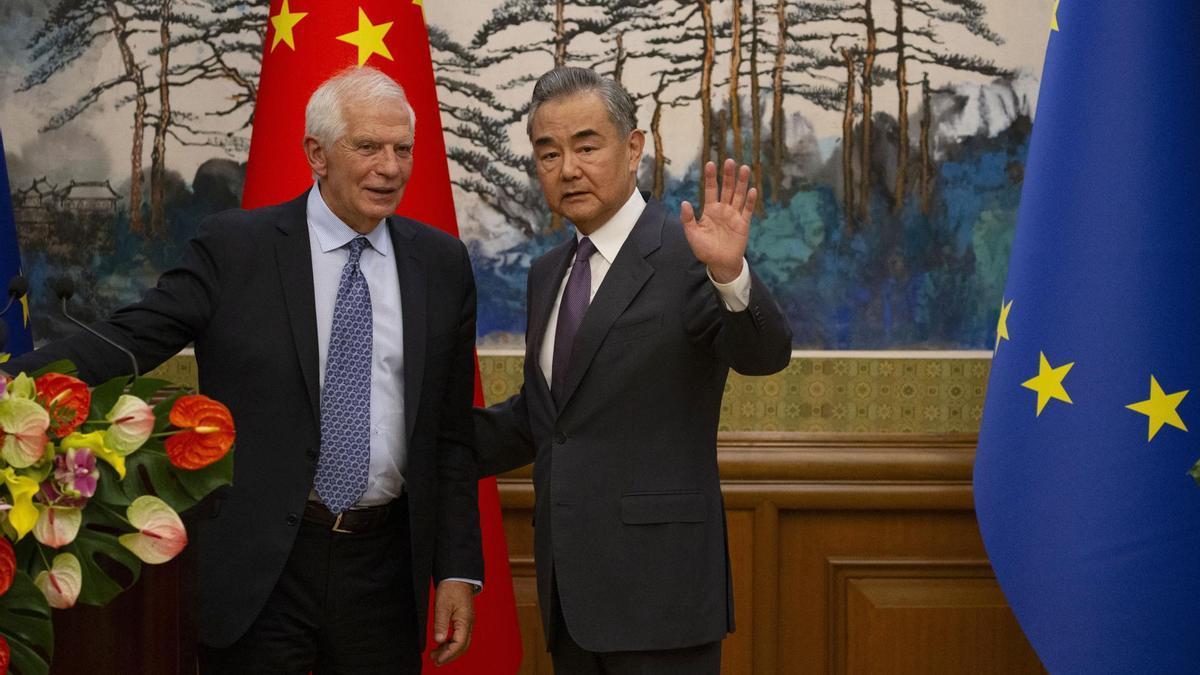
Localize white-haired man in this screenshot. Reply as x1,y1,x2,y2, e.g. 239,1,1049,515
3,66,482,673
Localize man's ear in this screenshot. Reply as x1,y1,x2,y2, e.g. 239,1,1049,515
303,136,328,179
627,129,646,172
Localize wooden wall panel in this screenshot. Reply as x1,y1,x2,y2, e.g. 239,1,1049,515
843,576,1040,674
497,433,1046,674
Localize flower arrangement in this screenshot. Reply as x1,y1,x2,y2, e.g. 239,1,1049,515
0,361,235,675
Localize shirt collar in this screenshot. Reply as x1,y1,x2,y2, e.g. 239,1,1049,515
306,182,392,257
578,188,645,265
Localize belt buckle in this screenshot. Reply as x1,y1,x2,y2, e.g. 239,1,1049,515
331,511,353,534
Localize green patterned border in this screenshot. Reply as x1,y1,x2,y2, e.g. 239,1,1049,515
146,353,200,389
153,352,992,434
480,352,991,434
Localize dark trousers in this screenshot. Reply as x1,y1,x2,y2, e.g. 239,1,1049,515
549,577,722,675
198,498,420,675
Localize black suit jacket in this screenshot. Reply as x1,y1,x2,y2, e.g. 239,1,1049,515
6,191,483,648
475,197,791,653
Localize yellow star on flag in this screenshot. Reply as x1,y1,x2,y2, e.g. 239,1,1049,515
337,8,394,66
1126,375,1188,441
1022,351,1074,416
1051,0,1060,32
995,298,1013,352
269,0,307,52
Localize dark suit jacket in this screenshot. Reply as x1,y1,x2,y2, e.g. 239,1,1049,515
5,191,483,648
475,197,791,653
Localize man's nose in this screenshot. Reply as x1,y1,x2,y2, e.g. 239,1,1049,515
560,151,582,180
375,149,403,177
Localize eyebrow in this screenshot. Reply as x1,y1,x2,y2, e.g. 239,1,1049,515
533,128,602,147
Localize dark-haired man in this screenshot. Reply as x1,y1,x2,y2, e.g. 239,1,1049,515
475,67,792,674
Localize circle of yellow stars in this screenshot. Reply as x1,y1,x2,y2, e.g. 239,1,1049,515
996,298,1190,443
268,1,424,65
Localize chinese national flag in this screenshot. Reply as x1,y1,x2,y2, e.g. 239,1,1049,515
243,1,522,672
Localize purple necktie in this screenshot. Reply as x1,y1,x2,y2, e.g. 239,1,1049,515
315,237,373,514
552,237,597,407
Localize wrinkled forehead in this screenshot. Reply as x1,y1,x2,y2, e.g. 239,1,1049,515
340,98,413,140
530,92,616,145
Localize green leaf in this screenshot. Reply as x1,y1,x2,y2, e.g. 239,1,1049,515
151,390,187,433
86,377,130,424
1189,457,1200,486
27,360,76,378
91,463,132,508
120,447,199,513
0,570,54,675
67,506,143,607
127,377,176,403
176,451,235,502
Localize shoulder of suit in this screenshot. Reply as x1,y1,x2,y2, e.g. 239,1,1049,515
197,199,292,240
392,216,467,250
647,206,699,264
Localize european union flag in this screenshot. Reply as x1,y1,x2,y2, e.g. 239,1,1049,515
0,130,33,359
974,3,1200,672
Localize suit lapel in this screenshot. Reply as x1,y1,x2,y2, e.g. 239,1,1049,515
274,192,321,422
527,240,574,390
556,199,665,411
389,217,426,442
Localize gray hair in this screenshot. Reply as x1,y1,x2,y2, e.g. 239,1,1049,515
526,67,638,139
304,66,416,147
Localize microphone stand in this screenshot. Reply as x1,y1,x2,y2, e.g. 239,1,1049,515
53,278,140,380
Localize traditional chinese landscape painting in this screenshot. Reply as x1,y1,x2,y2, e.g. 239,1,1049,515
0,0,1053,349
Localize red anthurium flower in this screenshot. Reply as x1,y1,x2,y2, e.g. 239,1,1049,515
166,395,235,470
35,373,91,437
0,537,15,597
0,634,9,675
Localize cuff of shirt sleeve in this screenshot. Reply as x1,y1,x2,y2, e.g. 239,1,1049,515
707,258,752,312
442,577,483,594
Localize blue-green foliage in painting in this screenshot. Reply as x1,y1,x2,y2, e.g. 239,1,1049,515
467,116,1027,349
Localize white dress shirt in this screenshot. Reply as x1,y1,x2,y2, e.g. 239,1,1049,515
538,189,753,385
307,185,481,589
307,184,406,507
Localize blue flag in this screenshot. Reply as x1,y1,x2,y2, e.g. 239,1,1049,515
0,130,33,359
974,3,1200,672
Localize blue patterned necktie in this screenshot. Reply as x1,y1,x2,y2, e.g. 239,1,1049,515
315,236,373,514
552,237,596,408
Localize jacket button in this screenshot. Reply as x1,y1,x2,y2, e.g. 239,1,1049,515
306,448,318,461
554,432,567,445
286,513,300,526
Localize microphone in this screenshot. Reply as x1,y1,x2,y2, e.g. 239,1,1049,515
1,275,28,354
53,277,140,380
0,275,27,316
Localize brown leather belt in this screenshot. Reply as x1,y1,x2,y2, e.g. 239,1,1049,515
303,499,397,534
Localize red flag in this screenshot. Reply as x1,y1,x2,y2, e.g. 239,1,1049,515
244,1,522,672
